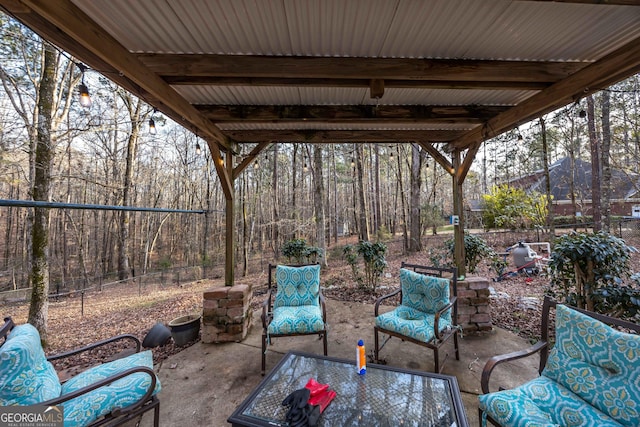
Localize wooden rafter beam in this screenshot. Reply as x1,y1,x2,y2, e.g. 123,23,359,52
221,129,465,143
232,141,270,180
138,54,586,84
449,35,640,151
196,105,510,123
164,76,548,90
415,142,454,174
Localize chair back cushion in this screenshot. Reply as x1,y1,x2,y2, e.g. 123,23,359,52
400,268,451,317
0,324,61,405
273,264,320,308
61,350,161,425
542,304,640,427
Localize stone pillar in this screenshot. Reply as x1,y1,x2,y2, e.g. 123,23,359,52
456,276,492,332
202,283,252,343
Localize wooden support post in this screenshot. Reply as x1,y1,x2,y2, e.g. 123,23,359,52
452,150,466,277
225,152,235,286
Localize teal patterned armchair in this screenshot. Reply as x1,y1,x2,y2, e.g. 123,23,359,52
0,317,161,427
261,264,327,375
374,262,459,373
479,296,640,427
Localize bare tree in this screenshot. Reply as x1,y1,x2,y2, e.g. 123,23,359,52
587,95,602,231
28,43,56,343
409,143,423,252
313,145,327,265
601,90,611,232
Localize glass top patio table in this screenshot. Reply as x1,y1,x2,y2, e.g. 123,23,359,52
228,351,468,427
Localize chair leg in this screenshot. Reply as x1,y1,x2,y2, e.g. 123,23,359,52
374,328,379,362
153,398,160,427
434,347,440,373
454,330,460,360
322,331,328,356
261,333,267,376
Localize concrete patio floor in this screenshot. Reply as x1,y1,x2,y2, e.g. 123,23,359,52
138,299,540,427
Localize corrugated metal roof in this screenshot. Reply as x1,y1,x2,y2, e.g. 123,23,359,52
75,0,640,61
216,122,476,131
175,85,534,106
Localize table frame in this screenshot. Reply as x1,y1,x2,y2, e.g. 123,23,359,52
228,350,469,427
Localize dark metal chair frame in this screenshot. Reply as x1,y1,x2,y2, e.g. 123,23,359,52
479,296,640,426
1,317,160,427
261,264,328,375
374,262,460,373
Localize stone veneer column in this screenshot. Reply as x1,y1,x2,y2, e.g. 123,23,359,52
202,283,252,343
456,276,492,332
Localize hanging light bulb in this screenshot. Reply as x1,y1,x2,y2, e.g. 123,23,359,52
149,118,156,135
253,161,259,169
303,162,308,173
79,82,91,108
195,142,202,155
77,63,91,108
389,151,394,161
350,158,355,168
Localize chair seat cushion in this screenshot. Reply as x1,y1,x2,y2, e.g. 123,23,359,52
375,306,451,343
478,376,623,427
61,350,161,426
0,324,61,405
267,305,325,335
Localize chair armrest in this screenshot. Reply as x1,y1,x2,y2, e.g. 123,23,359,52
480,340,548,394
39,365,157,411
47,334,141,361
434,296,457,340
261,289,273,330
374,288,401,316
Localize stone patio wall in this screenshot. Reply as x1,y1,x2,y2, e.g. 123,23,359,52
202,284,252,343
457,276,492,332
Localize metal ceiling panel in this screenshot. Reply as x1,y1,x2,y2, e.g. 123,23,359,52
216,122,476,131
74,0,640,60
174,85,534,107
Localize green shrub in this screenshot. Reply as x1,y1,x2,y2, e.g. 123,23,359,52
548,231,635,314
281,238,322,264
445,233,496,274
343,241,387,292
482,184,548,230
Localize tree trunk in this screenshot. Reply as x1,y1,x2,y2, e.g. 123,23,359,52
587,95,602,232
540,117,555,239
272,145,280,258
355,144,369,241
601,90,611,232
28,43,56,344
313,146,327,266
397,145,409,253
118,95,142,280
409,144,422,252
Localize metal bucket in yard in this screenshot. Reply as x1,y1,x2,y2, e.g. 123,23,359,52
168,314,201,346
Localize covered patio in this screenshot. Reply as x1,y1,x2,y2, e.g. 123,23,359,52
2,1,640,426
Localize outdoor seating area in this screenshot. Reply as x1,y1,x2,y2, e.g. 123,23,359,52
0,317,161,426
479,296,640,427
261,264,328,375
374,262,460,373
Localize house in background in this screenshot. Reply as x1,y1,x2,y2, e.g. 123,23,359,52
509,157,640,217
